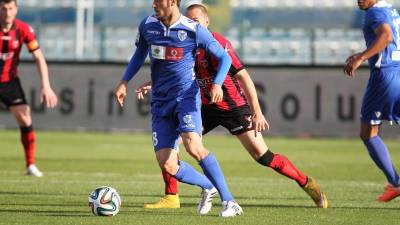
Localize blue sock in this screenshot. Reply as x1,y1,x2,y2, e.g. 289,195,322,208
174,160,214,190
199,153,233,202
363,136,400,186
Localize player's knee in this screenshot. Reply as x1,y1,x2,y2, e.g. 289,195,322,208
185,147,207,161
359,130,378,141
160,161,178,175
256,150,275,166
182,137,207,160
12,106,31,126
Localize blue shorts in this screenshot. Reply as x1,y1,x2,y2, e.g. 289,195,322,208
361,68,400,125
151,93,202,151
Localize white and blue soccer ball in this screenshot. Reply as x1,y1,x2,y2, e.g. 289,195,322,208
88,186,121,216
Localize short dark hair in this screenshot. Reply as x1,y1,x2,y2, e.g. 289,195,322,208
0,0,17,4
176,0,181,7
186,3,208,15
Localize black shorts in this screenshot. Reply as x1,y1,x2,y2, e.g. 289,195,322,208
0,78,28,108
202,104,254,135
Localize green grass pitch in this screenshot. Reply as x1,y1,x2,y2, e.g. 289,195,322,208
0,130,399,225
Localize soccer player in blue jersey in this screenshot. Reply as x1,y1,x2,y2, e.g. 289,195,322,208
114,0,242,217
344,0,400,202
139,3,327,210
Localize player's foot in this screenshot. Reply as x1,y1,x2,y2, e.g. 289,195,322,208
219,201,243,217
26,164,43,177
302,177,328,208
144,194,180,209
197,187,217,215
377,184,400,202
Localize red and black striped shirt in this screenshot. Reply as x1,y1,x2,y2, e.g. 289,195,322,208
0,19,39,83
195,32,247,111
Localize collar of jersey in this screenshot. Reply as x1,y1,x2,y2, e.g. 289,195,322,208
374,0,391,8
158,14,183,30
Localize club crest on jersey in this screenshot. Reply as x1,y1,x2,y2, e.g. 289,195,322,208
177,30,187,41
182,114,195,128
183,115,192,124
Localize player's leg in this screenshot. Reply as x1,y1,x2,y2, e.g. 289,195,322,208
156,149,216,214
360,123,400,202
155,148,212,189
181,131,241,217
145,140,182,209
236,131,327,208
9,104,42,177
177,95,242,217
144,168,180,209
237,131,307,185
3,79,42,177
144,139,180,209
149,115,215,212
360,69,400,202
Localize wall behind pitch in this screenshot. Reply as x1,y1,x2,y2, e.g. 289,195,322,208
0,62,398,137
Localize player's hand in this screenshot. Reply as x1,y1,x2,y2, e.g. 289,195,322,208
252,111,269,136
209,84,223,104
136,81,152,100
114,81,128,107
40,87,58,108
344,53,364,77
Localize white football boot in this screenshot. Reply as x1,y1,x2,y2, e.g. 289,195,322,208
26,164,43,177
219,201,243,217
197,187,218,215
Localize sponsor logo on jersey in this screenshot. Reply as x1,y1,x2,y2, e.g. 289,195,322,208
147,30,161,35
196,77,212,88
177,30,187,41
151,45,183,61
1,36,11,40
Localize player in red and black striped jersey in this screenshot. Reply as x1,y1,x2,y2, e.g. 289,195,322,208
137,3,328,210
0,0,58,177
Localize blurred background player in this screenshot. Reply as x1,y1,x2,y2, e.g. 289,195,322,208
0,0,57,177
114,0,243,217
138,3,328,209
344,0,400,202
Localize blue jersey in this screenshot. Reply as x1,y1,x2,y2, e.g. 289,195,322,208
123,15,230,102
363,1,400,70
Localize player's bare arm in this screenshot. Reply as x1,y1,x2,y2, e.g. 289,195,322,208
236,69,269,133
344,23,392,77
114,80,128,107
31,49,58,108
136,81,152,100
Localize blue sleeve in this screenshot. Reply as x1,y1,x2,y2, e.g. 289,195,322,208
196,25,231,86
122,24,149,82
366,8,391,30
